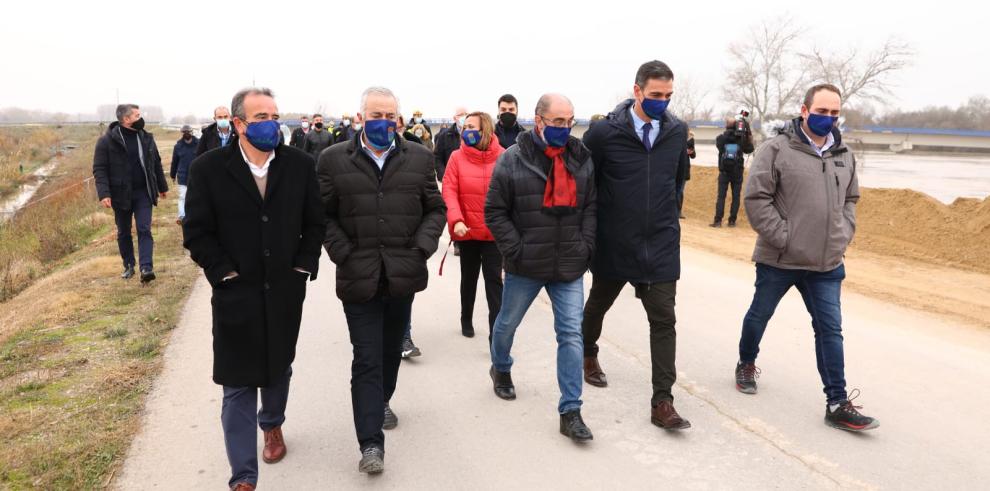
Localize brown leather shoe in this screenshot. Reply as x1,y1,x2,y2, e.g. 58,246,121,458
262,426,287,464
651,400,691,430
583,356,608,388
231,482,255,491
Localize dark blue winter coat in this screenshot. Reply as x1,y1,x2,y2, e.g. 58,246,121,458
582,99,690,283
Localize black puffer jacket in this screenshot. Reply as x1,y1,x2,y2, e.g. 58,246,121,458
432,125,461,181
485,130,596,282
93,122,168,210
582,99,689,283
317,134,446,303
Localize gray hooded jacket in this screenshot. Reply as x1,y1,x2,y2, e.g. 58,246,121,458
744,118,859,272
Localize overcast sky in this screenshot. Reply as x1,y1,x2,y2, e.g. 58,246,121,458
1,0,986,120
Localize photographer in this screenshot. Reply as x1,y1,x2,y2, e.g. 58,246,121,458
711,111,755,227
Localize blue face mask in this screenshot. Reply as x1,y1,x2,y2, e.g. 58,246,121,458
216,119,230,130
641,97,669,120
364,119,396,150
806,113,838,137
542,125,570,148
462,130,481,147
243,120,280,151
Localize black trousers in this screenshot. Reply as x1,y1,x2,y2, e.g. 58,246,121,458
582,275,678,406
342,292,413,451
714,170,744,223
457,240,503,333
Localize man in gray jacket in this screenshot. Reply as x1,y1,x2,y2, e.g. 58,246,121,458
735,83,878,432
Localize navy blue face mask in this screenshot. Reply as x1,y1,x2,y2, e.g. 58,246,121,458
641,98,670,120
462,130,481,147
542,125,570,148
807,113,838,137
244,120,281,151
364,119,396,150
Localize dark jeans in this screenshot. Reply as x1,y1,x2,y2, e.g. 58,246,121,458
582,276,678,406
221,367,292,488
739,263,848,404
343,292,413,451
113,190,154,270
458,240,503,333
714,170,743,223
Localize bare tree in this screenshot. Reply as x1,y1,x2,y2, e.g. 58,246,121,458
671,75,715,122
802,39,914,107
723,16,808,123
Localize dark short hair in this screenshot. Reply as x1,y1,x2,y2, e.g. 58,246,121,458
498,94,518,107
116,104,139,122
231,87,275,120
635,60,674,88
300,115,309,120
803,84,842,109
312,113,322,119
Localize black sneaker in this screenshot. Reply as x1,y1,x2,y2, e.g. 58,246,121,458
358,446,384,474
559,410,593,443
709,221,722,228
825,390,879,432
400,337,421,358
121,265,135,279
140,268,156,283
383,403,398,430
735,361,760,394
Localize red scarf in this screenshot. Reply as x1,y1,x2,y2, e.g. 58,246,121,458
542,146,577,211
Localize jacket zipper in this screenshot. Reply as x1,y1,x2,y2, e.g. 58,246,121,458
821,156,831,266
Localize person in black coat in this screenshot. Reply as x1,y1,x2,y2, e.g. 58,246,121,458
289,115,310,148
170,125,198,224
196,106,237,156
712,117,755,227
579,61,693,431
317,86,445,474
182,88,324,490
484,94,597,444
432,106,467,181
494,93,526,148
92,104,168,282
303,114,334,162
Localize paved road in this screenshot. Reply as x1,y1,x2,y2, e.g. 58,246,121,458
117,244,990,490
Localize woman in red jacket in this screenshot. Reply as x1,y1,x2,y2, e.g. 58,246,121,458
442,112,505,340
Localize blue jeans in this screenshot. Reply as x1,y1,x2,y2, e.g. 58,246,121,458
490,273,584,414
739,263,848,404
221,367,292,488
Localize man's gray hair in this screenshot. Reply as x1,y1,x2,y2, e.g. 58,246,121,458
534,93,573,116
231,87,275,120
360,86,400,114
116,104,139,122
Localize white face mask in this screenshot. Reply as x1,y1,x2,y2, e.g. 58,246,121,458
301,122,310,129
457,116,466,128
414,130,424,137
353,123,362,130
342,119,351,127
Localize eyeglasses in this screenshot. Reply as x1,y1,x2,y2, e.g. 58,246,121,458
538,115,576,128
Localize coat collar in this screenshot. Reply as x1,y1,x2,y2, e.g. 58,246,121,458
224,143,286,206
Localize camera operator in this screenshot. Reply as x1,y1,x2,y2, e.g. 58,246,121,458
710,110,755,228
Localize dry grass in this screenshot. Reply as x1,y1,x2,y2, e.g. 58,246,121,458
0,125,199,489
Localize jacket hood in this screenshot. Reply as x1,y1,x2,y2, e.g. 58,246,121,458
458,135,505,165
777,116,844,149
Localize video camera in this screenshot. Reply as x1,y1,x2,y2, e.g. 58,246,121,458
733,108,751,138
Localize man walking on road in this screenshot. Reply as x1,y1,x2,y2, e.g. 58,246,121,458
485,93,597,444
92,103,169,283
579,60,692,431
318,86,445,474
196,106,236,156
736,83,879,432
183,87,325,490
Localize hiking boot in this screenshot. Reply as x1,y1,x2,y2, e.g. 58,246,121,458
735,361,760,394
400,337,421,358
559,410,594,443
383,403,398,430
358,446,384,474
140,268,156,283
825,390,879,432
121,265,135,279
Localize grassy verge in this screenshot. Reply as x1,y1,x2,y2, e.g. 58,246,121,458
0,125,200,489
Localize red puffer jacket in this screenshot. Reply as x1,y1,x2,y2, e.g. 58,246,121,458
442,137,505,242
